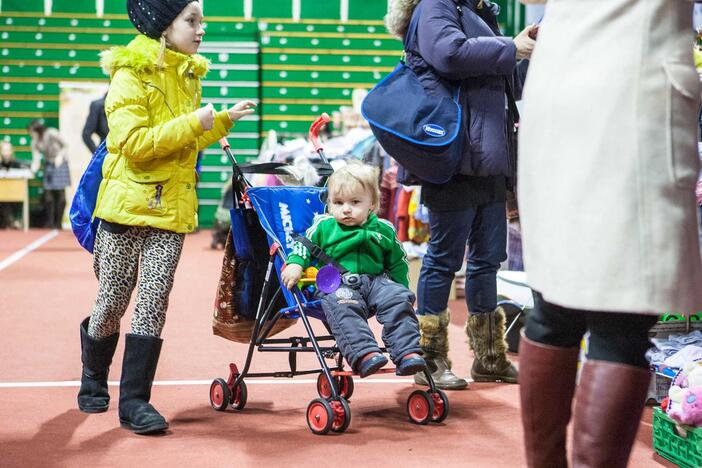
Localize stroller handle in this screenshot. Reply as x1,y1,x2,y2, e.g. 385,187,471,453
308,113,330,154
219,137,238,167
219,137,231,151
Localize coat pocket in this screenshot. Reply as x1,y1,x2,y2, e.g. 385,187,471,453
124,166,172,216
664,60,701,188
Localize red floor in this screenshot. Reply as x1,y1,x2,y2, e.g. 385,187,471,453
0,229,675,467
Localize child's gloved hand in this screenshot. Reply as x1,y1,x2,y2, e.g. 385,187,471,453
195,103,215,131
227,100,257,122
281,263,303,290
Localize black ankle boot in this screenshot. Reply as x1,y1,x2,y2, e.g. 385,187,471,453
118,334,169,435
77,317,119,413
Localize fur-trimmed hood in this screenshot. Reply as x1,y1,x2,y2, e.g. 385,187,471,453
385,0,422,39
100,34,209,78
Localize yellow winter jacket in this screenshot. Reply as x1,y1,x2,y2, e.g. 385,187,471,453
94,34,233,233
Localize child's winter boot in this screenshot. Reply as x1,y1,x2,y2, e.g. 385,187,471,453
77,317,119,413
118,333,169,434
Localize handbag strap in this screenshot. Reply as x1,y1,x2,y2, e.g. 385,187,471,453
505,79,520,124
292,233,348,274
403,3,423,54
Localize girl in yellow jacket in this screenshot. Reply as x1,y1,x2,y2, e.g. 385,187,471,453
76,0,255,435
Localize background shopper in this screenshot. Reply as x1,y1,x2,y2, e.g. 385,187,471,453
27,120,71,229
385,0,535,390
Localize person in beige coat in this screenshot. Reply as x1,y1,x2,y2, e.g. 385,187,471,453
27,120,72,229
517,0,702,466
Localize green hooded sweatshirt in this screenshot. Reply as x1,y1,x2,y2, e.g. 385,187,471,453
286,212,410,288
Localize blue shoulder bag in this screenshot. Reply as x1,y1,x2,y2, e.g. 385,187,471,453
361,3,462,184
69,140,107,253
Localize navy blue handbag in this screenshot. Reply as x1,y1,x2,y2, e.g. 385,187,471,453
69,140,107,253
361,3,462,184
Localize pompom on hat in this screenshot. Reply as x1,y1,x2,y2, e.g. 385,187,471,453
127,0,198,39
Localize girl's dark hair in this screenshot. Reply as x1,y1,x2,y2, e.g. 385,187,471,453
27,120,46,137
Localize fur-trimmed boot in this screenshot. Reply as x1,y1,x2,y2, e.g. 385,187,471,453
466,307,518,383
77,317,119,413
118,334,169,435
414,310,468,390
571,360,650,467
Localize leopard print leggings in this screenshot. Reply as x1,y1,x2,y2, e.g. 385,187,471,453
87,225,185,340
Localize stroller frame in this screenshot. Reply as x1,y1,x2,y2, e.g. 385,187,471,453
209,114,449,435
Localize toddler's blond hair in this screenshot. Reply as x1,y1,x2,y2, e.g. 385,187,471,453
327,161,380,211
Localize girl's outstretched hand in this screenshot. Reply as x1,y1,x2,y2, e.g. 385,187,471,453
227,100,257,122
195,103,215,131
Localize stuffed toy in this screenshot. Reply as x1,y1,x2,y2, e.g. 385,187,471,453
667,361,702,426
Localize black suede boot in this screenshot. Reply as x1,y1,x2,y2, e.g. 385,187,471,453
77,317,119,413
118,334,169,435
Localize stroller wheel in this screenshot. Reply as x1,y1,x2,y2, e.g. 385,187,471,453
339,376,354,400
209,378,230,412
316,373,355,401
330,397,351,433
407,390,434,425
316,373,334,400
430,389,450,423
230,380,247,411
306,398,334,435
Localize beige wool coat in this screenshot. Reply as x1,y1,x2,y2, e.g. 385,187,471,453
518,0,702,315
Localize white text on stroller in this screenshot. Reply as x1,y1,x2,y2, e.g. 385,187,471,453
279,202,295,249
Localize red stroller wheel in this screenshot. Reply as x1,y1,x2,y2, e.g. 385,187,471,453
407,390,434,425
330,398,351,433
306,398,333,435
316,373,334,400
431,389,449,423
338,375,354,400
209,378,230,412
316,374,355,401
230,380,247,411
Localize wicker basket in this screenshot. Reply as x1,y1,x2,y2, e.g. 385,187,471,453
212,230,297,344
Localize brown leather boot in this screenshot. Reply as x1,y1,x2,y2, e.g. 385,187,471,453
466,307,518,383
572,360,651,468
414,310,468,390
519,332,580,468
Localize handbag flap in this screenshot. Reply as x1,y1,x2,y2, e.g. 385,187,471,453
361,64,461,148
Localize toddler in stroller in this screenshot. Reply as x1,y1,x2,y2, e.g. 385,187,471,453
281,161,427,378
210,115,449,434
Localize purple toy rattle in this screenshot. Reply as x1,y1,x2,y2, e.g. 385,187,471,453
315,264,342,294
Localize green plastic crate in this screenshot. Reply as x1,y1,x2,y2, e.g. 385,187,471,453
653,407,702,468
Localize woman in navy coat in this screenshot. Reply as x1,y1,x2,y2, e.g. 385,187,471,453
385,0,536,389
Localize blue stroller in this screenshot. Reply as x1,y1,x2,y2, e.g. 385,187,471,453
208,115,449,435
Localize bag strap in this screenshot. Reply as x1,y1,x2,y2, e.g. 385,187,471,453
403,2,424,54
505,79,520,123
504,78,519,191
292,233,348,274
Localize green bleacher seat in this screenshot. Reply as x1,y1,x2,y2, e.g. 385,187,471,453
0,2,524,227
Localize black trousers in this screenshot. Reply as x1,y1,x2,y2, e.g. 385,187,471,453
524,292,658,369
43,189,66,229
0,203,15,228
